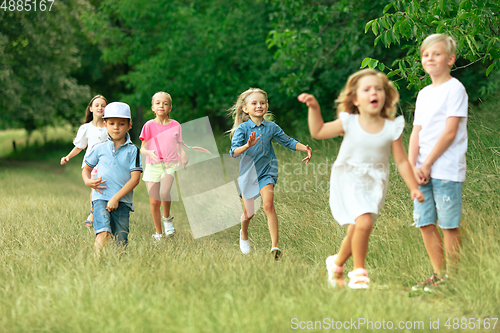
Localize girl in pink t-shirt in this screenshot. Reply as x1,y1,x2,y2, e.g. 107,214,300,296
140,92,188,241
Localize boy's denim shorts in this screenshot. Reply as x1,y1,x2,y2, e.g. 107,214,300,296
413,178,463,229
92,200,130,244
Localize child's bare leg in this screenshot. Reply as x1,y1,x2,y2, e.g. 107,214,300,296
147,182,163,234
95,231,110,255
159,174,175,218
351,213,373,270
260,184,278,248
335,224,355,267
443,227,461,274
86,191,94,226
420,224,445,277
240,197,255,240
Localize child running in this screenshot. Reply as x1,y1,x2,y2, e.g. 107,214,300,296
298,69,425,289
229,87,312,260
140,92,188,242
409,34,468,292
61,95,108,228
82,102,142,253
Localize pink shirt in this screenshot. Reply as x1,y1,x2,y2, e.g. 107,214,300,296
139,119,183,165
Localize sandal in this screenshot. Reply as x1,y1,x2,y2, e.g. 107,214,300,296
85,210,93,228
347,268,370,289
326,254,345,288
270,247,282,261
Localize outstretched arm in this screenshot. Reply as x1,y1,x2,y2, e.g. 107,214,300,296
392,137,424,202
295,142,312,165
298,93,344,140
61,147,83,165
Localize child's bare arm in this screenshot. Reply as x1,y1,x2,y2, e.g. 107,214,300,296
408,125,426,185
298,93,344,140
231,132,259,157
177,141,188,169
61,147,83,165
294,142,312,165
420,117,460,179
82,164,107,194
140,140,159,163
106,170,141,211
392,137,424,202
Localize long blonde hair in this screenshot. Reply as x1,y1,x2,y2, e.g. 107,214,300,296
335,69,399,120
227,88,269,137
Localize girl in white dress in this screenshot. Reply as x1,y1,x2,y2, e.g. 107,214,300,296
61,95,108,228
298,69,425,289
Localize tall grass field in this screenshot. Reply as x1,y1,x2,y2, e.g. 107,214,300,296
0,100,499,332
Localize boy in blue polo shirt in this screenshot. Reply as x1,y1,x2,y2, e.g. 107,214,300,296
83,102,142,253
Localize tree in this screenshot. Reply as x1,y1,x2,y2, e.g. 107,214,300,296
82,0,276,131
361,0,500,93
265,0,392,129
0,2,91,139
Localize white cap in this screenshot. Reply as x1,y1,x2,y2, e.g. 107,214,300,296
103,102,131,119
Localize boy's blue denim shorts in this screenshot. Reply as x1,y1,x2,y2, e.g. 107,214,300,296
413,178,463,229
92,200,131,244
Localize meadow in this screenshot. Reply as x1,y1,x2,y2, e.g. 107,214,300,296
0,101,499,332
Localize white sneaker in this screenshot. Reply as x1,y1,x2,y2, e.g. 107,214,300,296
163,216,175,238
239,229,251,254
152,233,163,243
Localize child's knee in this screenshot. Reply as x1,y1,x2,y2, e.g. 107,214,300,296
95,231,110,244
241,213,254,222
149,198,161,209
262,201,275,214
159,190,171,201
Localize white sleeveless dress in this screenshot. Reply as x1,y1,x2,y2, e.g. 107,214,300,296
329,113,405,225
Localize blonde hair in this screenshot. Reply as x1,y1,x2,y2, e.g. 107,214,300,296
335,69,399,120
151,91,172,107
84,95,107,123
227,88,269,137
420,34,457,57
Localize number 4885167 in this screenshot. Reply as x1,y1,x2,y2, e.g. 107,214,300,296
444,318,498,330
1,0,55,11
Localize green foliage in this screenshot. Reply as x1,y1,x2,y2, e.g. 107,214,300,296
362,0,500,92
265,0,391,130
0,3,92,133
82,0,275,130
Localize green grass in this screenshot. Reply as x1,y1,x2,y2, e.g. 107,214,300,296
0,100,499,332
0,126,75,158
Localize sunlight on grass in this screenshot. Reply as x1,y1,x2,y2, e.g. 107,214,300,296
0,101,499,332
0,125,75,157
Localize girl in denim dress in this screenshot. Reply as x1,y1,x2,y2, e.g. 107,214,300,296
229,88,312,259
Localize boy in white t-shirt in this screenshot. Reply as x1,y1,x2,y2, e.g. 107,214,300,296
408,34,468,292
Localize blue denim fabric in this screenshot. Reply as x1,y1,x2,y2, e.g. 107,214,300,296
413,178,463,229
92,200,131,244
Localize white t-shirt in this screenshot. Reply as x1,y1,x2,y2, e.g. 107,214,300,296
414,77,468,182
73,122,108,168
